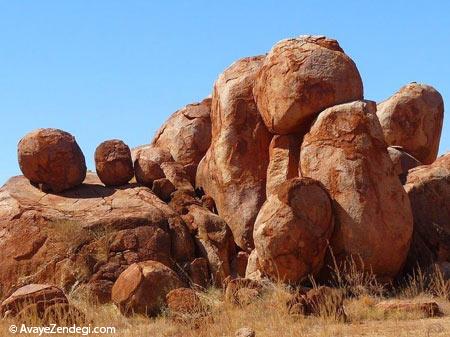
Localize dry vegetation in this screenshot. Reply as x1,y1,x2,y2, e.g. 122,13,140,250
2,261,449,337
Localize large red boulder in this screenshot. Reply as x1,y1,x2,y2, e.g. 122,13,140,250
111,260,183,316
253,35,363,134
300,100,413,281
404,153,450,272
196,56,272,252
376,83,444,164
18,128,86,193
253,178,334,283
94,139,134,186
151,98,212,169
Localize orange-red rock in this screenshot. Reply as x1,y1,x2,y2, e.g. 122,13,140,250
95,139,134,186
253,178,333,283
300,101,413,281
376,300,443,317
0,172,193,301
111,260,183,316
151,98,212,168
196,56,272,251
1,284,68,317
134,153,165,187
377,83,444,164
18,128,86,193
166,287,203,318
254,36,363,134
266,134,301,198
404,153,450,271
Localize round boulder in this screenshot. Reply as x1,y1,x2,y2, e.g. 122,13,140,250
253,178,334,283
95,139,134,186
254,35,363,134
111,260,184,316
18,128,86,192
377,83,444,164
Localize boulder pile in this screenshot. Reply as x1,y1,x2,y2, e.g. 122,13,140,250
0,35,447,318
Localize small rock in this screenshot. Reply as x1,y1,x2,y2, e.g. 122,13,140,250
166,288,204,322
235,327,255,337
95,139,134,186
225,278,263,306
134,153,165,186
376,300,443,318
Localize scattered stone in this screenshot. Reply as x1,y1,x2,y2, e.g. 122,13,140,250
111,260,184,316
225,278,263,306
235,327,256,337
94,139,134,186
166,288,204,322
254,35,363,134
376,300,443,318
196,56,271,252
377,83,444,164
301,101,413,281
254,178,333,283
18,128,86,193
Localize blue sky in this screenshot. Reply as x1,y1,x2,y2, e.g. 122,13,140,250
0,1,449,185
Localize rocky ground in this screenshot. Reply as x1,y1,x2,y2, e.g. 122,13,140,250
0,35,448,336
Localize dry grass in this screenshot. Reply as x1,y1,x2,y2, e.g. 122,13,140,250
1,260,449,337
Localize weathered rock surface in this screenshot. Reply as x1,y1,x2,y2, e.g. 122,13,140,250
300,100,413,281
404,153,450,271
188,258,210,289
0,172,193,301
224,278,263,306
376,300,443,318
152,178,176,202
377,83,444,164
18,128,86,193
196,56,272,251
134,152,165,187
266,134,301,198
111,260,184,316
151,98,212,169
1,284,68,317
95,140,134,186
254,178,333,283
254,35,363,134
245,250,262,280
286,286,346,320
166,287,203,321
387,146,422,184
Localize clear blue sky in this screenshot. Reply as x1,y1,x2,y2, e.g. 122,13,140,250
1,1,449,185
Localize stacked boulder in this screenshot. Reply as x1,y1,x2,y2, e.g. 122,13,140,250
1,34,447,318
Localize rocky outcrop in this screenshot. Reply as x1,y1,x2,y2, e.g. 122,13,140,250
166,287,204,322
376,300,443,318
377,83,444,164
0,172,193,301
18,128,86,193
404,153,450,272
151,98,212,169
253,178,334,283
94,139,134,186
196,56,272,252
300,101,413,281
134,154,165,187
266,134,301,198
111,260,184,316
254,35,363,134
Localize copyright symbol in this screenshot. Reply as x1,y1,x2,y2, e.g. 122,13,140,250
9,325,17,334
